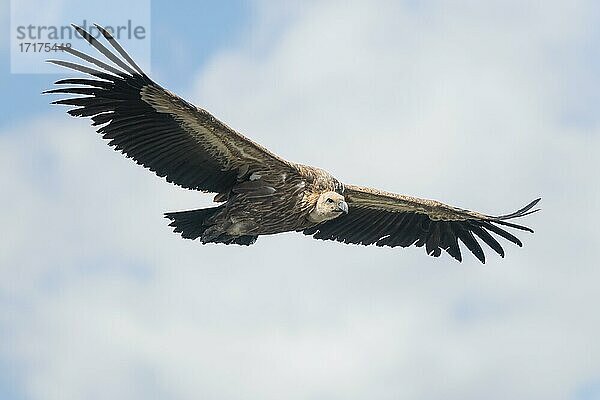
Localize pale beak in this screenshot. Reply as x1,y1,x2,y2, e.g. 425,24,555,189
338,201,349,214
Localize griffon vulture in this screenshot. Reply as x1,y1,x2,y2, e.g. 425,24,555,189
45,24,540,263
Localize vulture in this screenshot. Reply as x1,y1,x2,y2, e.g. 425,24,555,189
46,24,540,263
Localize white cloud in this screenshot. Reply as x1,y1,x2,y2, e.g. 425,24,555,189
2,0,600,399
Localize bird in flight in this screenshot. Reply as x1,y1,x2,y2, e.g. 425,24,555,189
46,24,540,263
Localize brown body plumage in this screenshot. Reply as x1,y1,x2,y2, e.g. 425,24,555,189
166,164,343,245
46,25,540,263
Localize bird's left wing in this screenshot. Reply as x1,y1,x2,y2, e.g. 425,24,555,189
45,24,298,194
303,184,540,263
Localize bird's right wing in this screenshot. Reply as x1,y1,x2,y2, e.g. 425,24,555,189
45,24,298,194
304,184,540,263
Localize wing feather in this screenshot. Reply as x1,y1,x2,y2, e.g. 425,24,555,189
46,24,299,194
304,184,540,263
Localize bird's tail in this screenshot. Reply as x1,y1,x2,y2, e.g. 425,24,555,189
164,207,257,246
164,207,222,240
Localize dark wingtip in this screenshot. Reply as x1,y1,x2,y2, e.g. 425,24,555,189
93,23,113,39
496,197,542,220
71,24,87,39
493,220,535,233
448,251,462,263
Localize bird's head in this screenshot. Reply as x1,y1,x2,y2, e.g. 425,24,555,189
308,191,348,223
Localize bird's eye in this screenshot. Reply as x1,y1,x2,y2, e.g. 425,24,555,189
326,198,334,203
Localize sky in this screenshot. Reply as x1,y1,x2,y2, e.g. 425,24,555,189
1,0,599,399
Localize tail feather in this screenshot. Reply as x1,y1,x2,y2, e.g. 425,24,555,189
164,207,222,240
164,207,258,246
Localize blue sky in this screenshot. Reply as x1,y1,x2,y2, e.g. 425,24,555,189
1,1,600,399
0,0,249,127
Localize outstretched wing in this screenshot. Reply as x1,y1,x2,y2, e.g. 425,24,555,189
303,185,540,263
45,24,297,194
